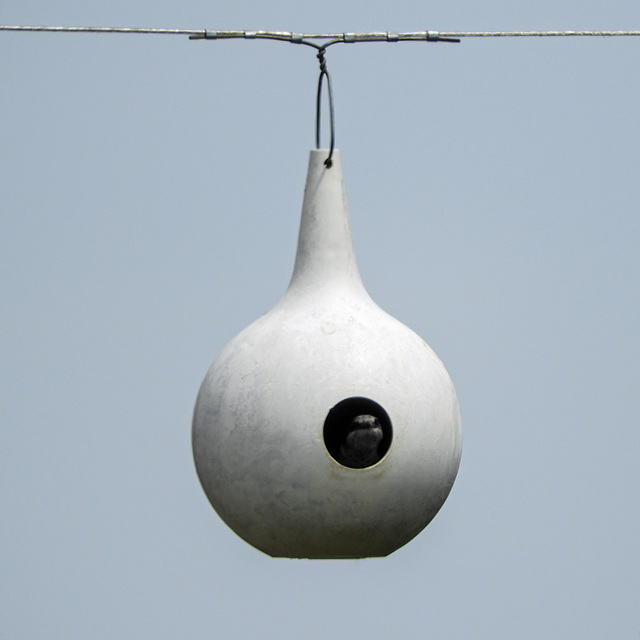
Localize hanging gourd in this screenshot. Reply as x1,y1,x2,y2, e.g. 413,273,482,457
6,21,639,560
192,149,462,558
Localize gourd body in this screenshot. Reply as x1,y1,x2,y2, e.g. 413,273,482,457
192,150,462,558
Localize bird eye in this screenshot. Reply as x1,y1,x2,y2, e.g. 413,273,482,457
323,397,392,469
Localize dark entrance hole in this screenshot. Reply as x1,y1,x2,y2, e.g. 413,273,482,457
323,397,392,469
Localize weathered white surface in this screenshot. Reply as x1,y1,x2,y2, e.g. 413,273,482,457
192,150,462,558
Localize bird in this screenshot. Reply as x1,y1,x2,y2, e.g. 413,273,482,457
337,414,384,468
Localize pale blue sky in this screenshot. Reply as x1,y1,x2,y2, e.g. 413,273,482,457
2,2,639,638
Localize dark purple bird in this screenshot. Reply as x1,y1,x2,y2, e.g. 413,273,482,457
337,414,384,468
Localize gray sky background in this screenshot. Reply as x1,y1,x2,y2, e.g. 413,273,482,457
2,2,639,638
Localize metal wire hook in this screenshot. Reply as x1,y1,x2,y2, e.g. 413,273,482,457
315,48,335,168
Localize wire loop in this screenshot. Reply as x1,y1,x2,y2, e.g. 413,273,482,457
315,48,335,168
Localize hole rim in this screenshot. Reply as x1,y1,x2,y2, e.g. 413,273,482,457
323,396,393,469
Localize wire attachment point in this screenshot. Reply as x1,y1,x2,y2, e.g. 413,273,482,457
189,30,218,40
426,30,460,43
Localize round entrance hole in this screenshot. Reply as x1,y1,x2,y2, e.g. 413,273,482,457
323,397,392,469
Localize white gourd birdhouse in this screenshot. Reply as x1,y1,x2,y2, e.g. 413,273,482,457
192,150,462,558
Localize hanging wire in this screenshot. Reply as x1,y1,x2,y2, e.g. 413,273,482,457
314,48,335,167
4,25,639,165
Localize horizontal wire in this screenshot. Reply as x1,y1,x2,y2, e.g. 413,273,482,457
2,26,640,43
441,30,640,37
0,25,198,35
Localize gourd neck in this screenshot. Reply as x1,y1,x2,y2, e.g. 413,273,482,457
286,150,366,296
